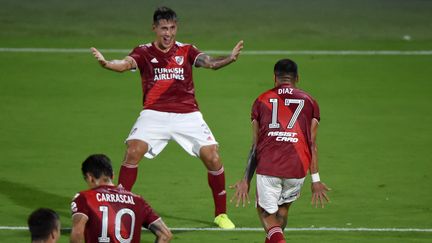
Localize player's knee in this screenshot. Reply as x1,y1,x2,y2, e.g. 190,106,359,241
125,143,147,164
205,154,222,171
200,145,222,170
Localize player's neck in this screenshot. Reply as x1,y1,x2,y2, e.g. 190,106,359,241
92,177,114,188
154,41,174,53
276,81,296,88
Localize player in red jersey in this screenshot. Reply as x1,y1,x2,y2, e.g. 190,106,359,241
230,59,330,243
90,6,242,229
70,154,172,243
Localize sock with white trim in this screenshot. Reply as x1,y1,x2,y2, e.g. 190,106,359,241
207,166,226,216
266,226,285,243
118,164,138,191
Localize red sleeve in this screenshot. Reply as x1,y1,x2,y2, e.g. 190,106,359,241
71,192,89,217
128,47,144,69
139,198,160,229
251,98,260,121
311,98,320,121
188,45,203,66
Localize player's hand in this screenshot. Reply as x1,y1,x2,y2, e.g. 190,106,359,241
91,47,108,67
311,181,330,208
230,40,244,61
229,179,250,207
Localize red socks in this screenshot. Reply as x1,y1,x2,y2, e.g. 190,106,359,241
266,226,285,243
207,166,226,216
118,164,138,191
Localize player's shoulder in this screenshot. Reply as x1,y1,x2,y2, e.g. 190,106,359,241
175,41,200,50
175,41,191,47
132,42,152,52
73,188,95,197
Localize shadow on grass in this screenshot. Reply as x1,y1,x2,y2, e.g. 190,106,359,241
0,178,215,229
0,178,71,219
158,212,215,229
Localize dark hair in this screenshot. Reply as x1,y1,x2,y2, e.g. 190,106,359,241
274,59,298,79
28,208,60,241
153,6,177,24
81,154,113,179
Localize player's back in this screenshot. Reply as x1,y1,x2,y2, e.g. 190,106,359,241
71,185,159,243
252,83,320,178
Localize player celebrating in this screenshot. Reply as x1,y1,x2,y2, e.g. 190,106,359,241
28,208,61,243
90,6,242,229
70,154,172,243
230,59,330,243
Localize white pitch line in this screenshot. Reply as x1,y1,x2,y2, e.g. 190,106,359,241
1,47,432,56
1,226,431,232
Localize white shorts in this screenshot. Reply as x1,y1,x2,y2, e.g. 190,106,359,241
256,174,305,214
126,109,218,159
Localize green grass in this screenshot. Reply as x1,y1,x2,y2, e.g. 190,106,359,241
1,0,432,242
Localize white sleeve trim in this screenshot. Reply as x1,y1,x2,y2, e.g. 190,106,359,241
127,56,139,72
147,217,162,229
72,212,89,219
193,52,205,67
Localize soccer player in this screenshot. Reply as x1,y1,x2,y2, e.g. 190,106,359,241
27,208,61,243
230,59,330,243
90,6,242,229
70,154,172,243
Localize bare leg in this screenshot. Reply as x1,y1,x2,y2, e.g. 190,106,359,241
276,203,291,230
199,144,222,171
257,205,288,243
118,139,149,190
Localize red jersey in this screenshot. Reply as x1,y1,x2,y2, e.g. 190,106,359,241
129,41,203,113
71,185,160,243
251,83,320,178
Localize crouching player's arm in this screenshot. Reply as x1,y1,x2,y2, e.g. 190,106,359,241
230,119,259,207
148,218,172,243
309,117,330,208
70,214,87,243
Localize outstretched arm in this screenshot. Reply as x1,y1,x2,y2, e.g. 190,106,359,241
91,47,136,72
309,118,330,208
195,40,244,70
148,218,172,243
230,119,259,207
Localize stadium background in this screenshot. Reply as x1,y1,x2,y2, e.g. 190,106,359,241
0,0,431,242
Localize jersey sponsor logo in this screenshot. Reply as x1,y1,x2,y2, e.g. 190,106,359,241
153,67,185,81
151,57,159,63
174,56,184,65
96,193,136,205
267,131,299,143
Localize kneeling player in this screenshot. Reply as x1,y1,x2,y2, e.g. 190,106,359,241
70,154,172,243
231,59,330,243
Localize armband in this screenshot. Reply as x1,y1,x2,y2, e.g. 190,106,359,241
311,173,320,183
